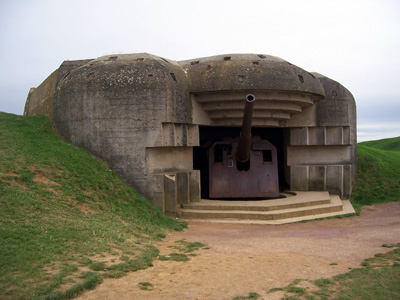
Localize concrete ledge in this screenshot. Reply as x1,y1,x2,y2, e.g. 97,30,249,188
182,191,331,212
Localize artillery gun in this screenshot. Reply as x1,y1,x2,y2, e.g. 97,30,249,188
208,94,279,199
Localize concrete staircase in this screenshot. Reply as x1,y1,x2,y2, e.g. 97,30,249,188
176,191,355,224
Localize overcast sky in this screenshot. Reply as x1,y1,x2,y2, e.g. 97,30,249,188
1,0,399,142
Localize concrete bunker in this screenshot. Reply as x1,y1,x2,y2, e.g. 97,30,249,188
24,53,357,217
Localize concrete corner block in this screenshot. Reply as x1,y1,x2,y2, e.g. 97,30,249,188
326,165,343,197
189,170,201,202
146,147,193,174
290,165,309,191
326,127,343,145
290,127,308,145
308,127,325,145
163,174,177,215
309,165,326,190
163,171,194,214
162,123,200,147
342,165,352,199
176,172,189,205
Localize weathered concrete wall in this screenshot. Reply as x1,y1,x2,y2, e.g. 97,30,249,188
287,74,357,198
315,73,357,190
24,59,95,121
24,70,59,121
180,54,324,96
53,54,192,210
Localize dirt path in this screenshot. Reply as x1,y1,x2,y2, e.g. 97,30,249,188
77,203,400,300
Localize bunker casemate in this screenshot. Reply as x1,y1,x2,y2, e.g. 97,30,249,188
25,53,357,221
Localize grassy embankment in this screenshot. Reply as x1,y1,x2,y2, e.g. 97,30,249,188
0,112,186,299
350,136,400,212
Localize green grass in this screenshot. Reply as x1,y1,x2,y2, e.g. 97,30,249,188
167,239,206,253
351,136,400,206
232,292,261,300
159,239,207,262
0,112,186,299
158,253,190,262
360,136,400,152
138,282,154,290
268,243,400,300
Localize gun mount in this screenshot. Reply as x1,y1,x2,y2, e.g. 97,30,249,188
208,94,280,199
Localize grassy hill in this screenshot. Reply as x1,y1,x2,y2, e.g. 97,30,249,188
0,112,186,299
359,136,400,152
351,136,400,206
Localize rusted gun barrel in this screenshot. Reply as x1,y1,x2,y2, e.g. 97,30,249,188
236,94,256,163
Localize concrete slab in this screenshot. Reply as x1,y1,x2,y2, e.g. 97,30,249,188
177,192,356,224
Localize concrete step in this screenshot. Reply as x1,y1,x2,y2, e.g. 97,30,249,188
178,199,343,220
182,191,331,212
177,192,356,224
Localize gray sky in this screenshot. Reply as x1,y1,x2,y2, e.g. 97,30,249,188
1,0,399,142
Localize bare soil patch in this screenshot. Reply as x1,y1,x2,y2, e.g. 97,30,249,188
76,202,400,300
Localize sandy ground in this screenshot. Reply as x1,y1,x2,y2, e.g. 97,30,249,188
76,202,400,300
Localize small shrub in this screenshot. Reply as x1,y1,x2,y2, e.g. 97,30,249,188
168,239,206,253
103,270,126,278
89,262,105,271
78,257,93,265
232,292,261,300
120,255,130,261
139,282,154,290
314,278,334,287
287,286,306,295
159,253,189,262
269,287,283,293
